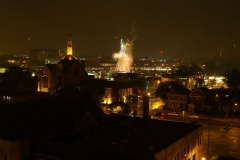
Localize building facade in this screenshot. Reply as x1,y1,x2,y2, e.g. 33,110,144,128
167,87,190,111
102,81,146,104
30,49,60,62
188,87,216,112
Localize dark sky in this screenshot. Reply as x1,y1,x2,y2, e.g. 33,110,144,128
1,0,240,59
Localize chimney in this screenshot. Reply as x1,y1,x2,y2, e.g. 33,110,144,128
142,95,151,121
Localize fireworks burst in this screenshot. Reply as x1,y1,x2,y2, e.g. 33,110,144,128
112,25,137,73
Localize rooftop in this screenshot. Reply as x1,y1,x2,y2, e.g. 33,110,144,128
0,92,104,141
60,55,79,63
94,115,201,155
33,114,202,160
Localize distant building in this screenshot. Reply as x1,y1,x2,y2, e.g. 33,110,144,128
0,79,48,104
99,59,116,68
0,55,29,68
141,77,162,97
30,49,60,62
162,71,204,90
204,75,226,89
0,66,48,104
111,73,140,81
81,79,146,104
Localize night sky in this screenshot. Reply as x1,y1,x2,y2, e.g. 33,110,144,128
1,0,240,59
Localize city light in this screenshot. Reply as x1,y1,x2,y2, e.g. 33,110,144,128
0,68,6,73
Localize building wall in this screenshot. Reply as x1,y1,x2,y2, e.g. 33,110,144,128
0,139,30,160
155,126,203,160
104,88,112,104
39,61,87,93
188,77,195,90
118,88,132,98
104,87,133,103
0,93,49,104
30,49,59,62
39,66,48,92
132,85,146,99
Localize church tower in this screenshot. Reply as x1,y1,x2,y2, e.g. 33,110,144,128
39,33,87,93
60,33,78,63
67,33,73,55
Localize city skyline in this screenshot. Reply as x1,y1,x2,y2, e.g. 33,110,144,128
1,0,240,60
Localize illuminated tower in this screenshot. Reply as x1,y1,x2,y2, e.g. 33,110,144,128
67,33,73,55
60,33,78,63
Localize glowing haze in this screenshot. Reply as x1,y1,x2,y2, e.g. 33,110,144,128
112,26,137,73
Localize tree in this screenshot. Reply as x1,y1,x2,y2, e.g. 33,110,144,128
217,89,240,117
188,62,203,73
223,68,240,89
108,102,131,115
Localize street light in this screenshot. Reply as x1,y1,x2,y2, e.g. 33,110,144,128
231,103,237,127
206,106,212,160
207,115,210,160
183,111,185,122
